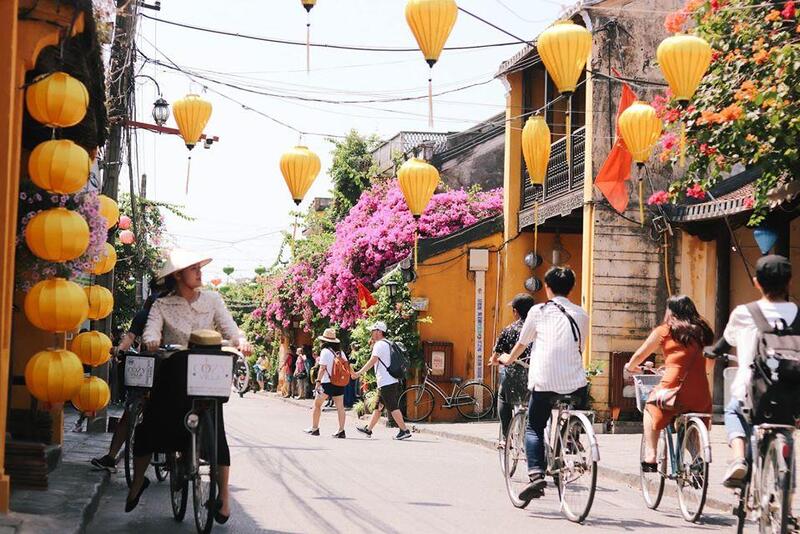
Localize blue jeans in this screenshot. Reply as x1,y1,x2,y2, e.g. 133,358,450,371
525,386,588,475
725,398,751,448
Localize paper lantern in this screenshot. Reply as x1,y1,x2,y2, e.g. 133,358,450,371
398,157,439,218
25,72,89,128
172,94,213,150
84,285,113,321
301,0,316,11
71,331,112,367
211,278,222,287
537,20,592,95
119,230,135,245
657,34,712,103
405,0,458,68
97,195,119,229
521,116,551,186
618,101,663,164
28,140,90,194
91,242,117,275
24,349,84,405
118,215,132,230
280,146,321,205
24,208,89,262
25,278,89,332
71,376,110,415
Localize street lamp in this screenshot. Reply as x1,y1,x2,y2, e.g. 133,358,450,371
152,97,170,126
384,279,400,299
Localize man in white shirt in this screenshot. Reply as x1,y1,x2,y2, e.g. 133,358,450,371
499,267,589,501
721,255,796,487
352,322,411,440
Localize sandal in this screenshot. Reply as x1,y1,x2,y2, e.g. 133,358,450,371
641,461,658,473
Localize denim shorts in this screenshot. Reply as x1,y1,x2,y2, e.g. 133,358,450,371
724,398,750,445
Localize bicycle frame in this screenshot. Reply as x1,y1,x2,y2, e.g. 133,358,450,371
418,367,483,408
545,403,601,474
663,414,712,479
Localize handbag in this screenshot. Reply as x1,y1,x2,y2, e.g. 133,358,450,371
646,349,698,411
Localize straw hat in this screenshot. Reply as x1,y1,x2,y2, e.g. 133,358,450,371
156,248,212,282
317,328,340,343
188,329,222,347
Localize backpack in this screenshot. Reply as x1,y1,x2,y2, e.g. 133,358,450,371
747,302,800,424
379,339,409,380
330,353,351,387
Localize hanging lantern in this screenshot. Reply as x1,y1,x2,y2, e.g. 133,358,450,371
301,0,316,11
398,157,440,217
280,146,321,205
84,285,113,321
118,215,132,230
618,101,663,225
172,94,212,150
657,34,712,103
754,226,779,256
28,139,90,194
90,242,117,275
25,72,89,128
71,376,111,416
24,349,84,406
537,20,592,96
521,116,551,186
210,278,222,287
71,331,112,367
300,0,317,72
151,97,170,127
24,278,89,332
119,230,135,245
24,208,90,262
97,195,119,229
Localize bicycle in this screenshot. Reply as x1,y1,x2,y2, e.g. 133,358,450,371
231,352,251,397
632,372,712,523
398,364,495,422
502,393,599,523
496,360,531,474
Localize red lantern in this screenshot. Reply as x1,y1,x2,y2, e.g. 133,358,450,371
119,230,135,245
210,278,222,287
118,215,132,230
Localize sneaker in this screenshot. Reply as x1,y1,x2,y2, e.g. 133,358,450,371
91,455,117,473
394,429,412,440
495,440,506,451
356,425,373,437
303,428,320,436
722,459,748,488
518,473,547,501
332,430,346,439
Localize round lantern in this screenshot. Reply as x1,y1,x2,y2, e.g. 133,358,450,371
119,230,135,245
618,101,663,164
172,94,213,150
28,139,90,194
536,20,592,95
97,195,119,229
118,215,132,230
24,208,89,262
25,72,89,128
71,376,110,415
397,157,440,218
84,285,113,321
24,278,89,332
405,0,458,68
24,349,84,405
280,146,321,205
90,242,117,275
521,116,552,186
71,331,112,367
657,34,712,103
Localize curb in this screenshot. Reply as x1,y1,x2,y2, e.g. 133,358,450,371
78,469,110,534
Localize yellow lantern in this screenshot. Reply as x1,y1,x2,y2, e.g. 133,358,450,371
280,146,321,205
618,101,663,225
24,349,84,405
71,331,112,367
398,157,440,217
657,34,712,103
24,207,90,262
84,285,113,321
97,194,119,229
25,72,89,128
521,116,551,186
301,0,316,10
28,140,90,194
537,20,592,95
24,278,89,332
90,242,117,275
71,376,110,415
172,94,213,150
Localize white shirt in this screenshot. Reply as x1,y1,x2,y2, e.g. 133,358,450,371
319,348,336,384
518,296,589,394
724,299,798,402
372,339,398,388
142,290,240,348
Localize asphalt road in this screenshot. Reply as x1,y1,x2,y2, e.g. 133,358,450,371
87,393,737,533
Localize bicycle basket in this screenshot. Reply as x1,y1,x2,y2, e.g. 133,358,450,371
633,374,662,414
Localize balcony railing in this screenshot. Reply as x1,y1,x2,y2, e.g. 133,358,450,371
521,126,586,211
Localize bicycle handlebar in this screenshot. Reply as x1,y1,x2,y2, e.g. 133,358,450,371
703,338,736,362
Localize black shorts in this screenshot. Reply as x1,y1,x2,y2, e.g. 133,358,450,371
322,382,344,398
378,382,400,412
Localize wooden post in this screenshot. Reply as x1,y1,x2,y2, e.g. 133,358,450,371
713,230,731,418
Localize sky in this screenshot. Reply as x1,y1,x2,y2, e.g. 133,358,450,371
128,0,566,281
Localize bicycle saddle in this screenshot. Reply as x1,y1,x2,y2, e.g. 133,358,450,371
556,394,576,407
449,377,463,384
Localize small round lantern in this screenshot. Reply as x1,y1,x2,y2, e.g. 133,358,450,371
71,376,110,415
280,146,321,205
97,195,119,229
119,230,135,245
25,72,89,128
84,285,113,321
28,139,90,194
118,215,132,230
24,207,90,262
90,242,117,275
24,278,89,332
71,331,112,367
24,349,84,406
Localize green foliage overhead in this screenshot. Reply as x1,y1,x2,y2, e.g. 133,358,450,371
328,130,381,222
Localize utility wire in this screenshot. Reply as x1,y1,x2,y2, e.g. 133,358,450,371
457,6,535,47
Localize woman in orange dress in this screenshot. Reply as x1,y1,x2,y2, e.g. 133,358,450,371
625,295,714,470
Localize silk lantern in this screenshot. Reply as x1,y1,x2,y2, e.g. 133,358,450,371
405,0,458,126
25,72,89,128
280,146,321,205
71,331,112,367
25,349,84,406
24,207,90,262
84,285,113,321
28,139,90,194
24,278,89,332
98,195,119,229
118,215,132,230
398,157,439,269
521,115,551,259
618,101,663,225
71,376,110,415
91,242,117,275
173,94,212,150
119,230,135,245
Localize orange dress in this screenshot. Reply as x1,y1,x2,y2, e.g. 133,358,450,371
646,324,712,431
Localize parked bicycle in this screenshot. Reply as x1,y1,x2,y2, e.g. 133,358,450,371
398,363,494,422
502,393,599,523
633,371,712,523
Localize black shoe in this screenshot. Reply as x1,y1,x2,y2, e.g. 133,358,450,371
304,427,320,436
394,429,411,440
356,425,373,437
91,455,117,474
332,430,346,439
641,461,658,473
124,477,150,513
214,498,229,524
518,474,547,502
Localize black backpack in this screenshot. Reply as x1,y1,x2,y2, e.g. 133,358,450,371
379,339,409,380
747,302,800,424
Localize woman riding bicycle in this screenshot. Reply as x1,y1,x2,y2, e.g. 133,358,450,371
125,249,251,522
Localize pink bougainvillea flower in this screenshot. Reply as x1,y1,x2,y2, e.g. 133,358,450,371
686,183,706,200
647,190,670,206
710,0,720,11
743,196,755,209
661,132,678,151
782,1,795,19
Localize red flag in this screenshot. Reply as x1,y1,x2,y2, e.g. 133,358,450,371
595,82,637,214
356,281,377,311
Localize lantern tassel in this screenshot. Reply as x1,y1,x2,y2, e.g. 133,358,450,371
414,226,419,271
565,95,572,164
428,76,434,129
679,120,686,168
638,178,645,226
306,14,311,74
185,155,192,195
533,201,539,256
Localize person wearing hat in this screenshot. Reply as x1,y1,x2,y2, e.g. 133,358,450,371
720,254,797,487
305,328,347,438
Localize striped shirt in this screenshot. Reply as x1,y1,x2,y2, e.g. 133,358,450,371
517,296,588,394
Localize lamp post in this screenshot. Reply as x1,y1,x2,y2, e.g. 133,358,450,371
132,74,170,128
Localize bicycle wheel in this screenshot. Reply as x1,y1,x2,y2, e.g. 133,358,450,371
503,410,531,509
168,452,188,522
456,382,494,420
124,405,140,488
497,417,506,474
557,414,598,523
154,453,168,482
193,409,218,534
677,419,710,523
640,429,667,509
398,386,434,422
759,433,792,534
232,356,249,397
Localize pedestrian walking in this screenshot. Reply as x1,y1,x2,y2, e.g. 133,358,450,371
353,321,411,440
294,347,308,399
305,328,349,438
